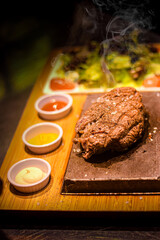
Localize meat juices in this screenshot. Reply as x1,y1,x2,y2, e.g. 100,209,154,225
74,87,146,159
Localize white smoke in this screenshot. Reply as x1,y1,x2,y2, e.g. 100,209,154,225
67,0,155,87
91,0,154,87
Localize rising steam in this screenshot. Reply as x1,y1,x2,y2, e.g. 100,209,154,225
92,0,154,87
67,0,155,87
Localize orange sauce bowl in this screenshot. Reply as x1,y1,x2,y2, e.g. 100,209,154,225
35,93,73,120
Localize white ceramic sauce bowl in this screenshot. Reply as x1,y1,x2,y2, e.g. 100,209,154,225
35,93,73,120
22,122,63,154
7,158,51,193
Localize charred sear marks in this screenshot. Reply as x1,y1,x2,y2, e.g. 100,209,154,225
74,87,146,159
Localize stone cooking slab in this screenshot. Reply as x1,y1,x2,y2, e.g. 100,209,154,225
62,92,160,194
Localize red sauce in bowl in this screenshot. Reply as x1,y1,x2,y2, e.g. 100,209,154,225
50,78,76,90
41,100,67,111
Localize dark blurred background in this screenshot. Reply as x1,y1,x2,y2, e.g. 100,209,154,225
0,2,76,99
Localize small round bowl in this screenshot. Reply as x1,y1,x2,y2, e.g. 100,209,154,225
22,122,63,154
35,93,73,120
7,158,51,193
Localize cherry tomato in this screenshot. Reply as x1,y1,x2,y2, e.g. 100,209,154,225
50,78,76,90
143,75,160,87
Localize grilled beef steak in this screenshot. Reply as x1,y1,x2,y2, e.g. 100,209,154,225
74,87,145,159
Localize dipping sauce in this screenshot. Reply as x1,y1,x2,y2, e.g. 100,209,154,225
28,133,59,145
15,167,46,185
50,77,76,90
41,100,67,111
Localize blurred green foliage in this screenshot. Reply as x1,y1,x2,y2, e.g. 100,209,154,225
9,35,51,93
0,17,67,99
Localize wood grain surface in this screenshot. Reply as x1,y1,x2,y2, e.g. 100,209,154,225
0,48,160,214
1,228,160,240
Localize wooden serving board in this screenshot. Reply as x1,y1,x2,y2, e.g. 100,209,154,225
0,49,160,212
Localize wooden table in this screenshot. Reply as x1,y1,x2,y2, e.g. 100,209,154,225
1,49,160,239
1,49,160,213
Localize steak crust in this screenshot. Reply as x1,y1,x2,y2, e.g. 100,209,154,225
74,87,145,159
